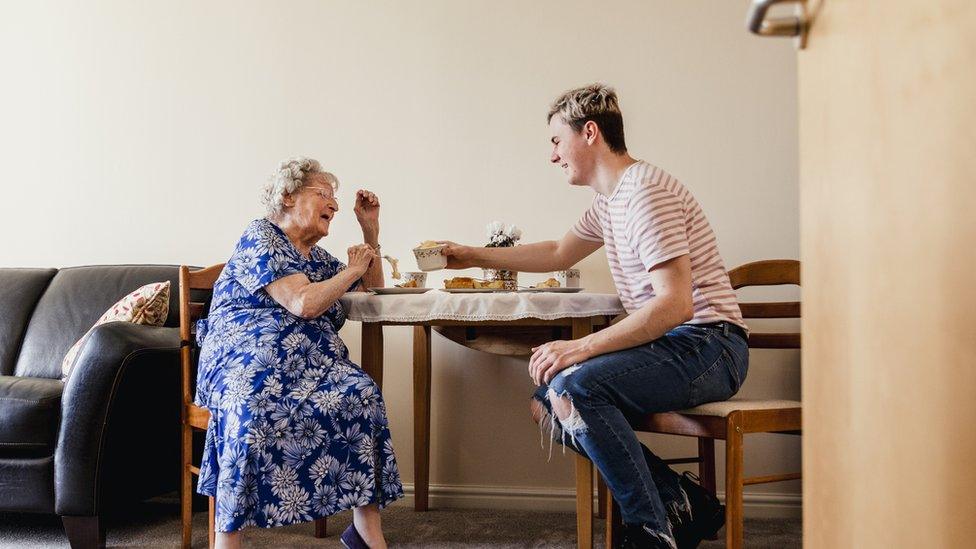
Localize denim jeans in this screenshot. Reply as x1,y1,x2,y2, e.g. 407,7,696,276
532,322,748,547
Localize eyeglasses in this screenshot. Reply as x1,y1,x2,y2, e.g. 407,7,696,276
304,187,337,202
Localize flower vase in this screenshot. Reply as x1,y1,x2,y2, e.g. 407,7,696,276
482,268,519,290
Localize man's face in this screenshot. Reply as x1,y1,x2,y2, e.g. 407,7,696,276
549,116,593,186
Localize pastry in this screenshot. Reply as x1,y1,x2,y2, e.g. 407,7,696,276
444,277,476,289
395,279,418,288
474,280,505,289
532,277,560,288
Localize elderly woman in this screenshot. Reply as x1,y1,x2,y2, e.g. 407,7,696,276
194,157,402,549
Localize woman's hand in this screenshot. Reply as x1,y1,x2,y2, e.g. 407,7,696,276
347,244,377,276
354,189,380,235
439,241,478,269
528,338,595,386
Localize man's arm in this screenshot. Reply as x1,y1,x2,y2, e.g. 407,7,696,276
441,231,602,273
528,254,694,385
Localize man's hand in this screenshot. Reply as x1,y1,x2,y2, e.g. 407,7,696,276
439,240,479,269
528,338,594,386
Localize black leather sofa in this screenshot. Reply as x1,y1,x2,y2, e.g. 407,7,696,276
0,265,182,548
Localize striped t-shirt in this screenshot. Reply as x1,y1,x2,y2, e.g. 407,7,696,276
572,160,745,329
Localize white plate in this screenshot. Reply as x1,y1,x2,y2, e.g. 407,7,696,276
440,288,514,293
370,287,433,295
518,287,585,293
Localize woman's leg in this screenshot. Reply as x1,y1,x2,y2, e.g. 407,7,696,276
214,531,242,549
352,504,387,549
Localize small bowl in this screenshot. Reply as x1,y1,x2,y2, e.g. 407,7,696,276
413,244,448,271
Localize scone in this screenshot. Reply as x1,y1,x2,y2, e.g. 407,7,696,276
395,279,418,288
533,277,560,288
444,277,476,289
474,280,505,289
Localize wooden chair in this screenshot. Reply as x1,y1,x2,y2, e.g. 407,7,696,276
178,264,329,548
575,259,802,549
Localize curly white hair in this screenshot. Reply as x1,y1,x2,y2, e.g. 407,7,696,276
262,156,339,216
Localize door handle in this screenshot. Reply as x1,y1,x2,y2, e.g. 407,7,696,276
747,0,808,48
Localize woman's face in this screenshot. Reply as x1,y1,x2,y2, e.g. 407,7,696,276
288,174,339,238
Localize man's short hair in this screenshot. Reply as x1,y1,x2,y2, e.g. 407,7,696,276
547,84,627,154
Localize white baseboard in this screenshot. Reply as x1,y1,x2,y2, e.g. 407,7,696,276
393,483,801,519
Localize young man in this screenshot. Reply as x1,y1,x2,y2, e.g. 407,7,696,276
441,84,749,549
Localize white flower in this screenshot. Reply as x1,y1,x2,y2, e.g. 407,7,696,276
505,225,523,241
486,220,504,237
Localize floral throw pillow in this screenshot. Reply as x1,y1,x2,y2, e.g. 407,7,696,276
60,281,171,380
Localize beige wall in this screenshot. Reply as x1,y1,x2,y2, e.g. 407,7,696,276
0,1,799,513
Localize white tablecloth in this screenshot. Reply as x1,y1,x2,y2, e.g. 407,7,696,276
339,291,624,323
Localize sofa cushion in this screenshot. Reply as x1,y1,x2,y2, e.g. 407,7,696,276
14,265,180,379
60,281,170,380
0,268,58,376
0,375,63,457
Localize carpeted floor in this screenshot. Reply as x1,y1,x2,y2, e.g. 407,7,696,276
0,500,800,548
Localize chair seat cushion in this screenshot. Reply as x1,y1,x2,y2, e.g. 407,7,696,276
677,397,802,417
0,375,63,457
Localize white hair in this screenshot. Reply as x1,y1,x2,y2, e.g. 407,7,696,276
262,157,339,216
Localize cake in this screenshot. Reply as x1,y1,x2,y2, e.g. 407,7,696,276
532,277,560,288
444,277,476,289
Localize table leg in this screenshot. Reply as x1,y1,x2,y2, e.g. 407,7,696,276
575,455,594,549
361,323,384,390
572,318,594,548
413,324,432,511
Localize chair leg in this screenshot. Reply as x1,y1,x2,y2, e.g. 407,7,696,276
725,413,745,549
596,471,608,519
181,423,193,549
605,492,622,549
697,436,719,541
62,515,105,549
575,454,594,549
208,496,216,549
697,437,717,496
314,517,328,538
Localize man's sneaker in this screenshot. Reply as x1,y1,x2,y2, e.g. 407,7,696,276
674,471,725,549
616,523,678,549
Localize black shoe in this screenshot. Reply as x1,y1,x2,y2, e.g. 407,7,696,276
673,472,725,549
617,523,678,549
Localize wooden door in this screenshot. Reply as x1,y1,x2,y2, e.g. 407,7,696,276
792,1,976,547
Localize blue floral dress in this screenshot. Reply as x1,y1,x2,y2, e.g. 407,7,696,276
195,218,403,533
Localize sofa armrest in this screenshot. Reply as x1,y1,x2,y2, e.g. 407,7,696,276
54,321,179,516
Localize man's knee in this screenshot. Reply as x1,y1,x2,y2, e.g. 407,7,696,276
529,398,547,425
549,390,574,421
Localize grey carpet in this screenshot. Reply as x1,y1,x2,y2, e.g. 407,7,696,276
0,501,800,548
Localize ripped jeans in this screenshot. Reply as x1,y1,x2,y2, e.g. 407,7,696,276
533,322,748,544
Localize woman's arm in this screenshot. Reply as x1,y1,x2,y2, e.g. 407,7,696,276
265,244,376,319
265,268,364,319
355,189,384,289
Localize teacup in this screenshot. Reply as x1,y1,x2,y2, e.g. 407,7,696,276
555,268,581,288
413,243,448,271
402,271,428,288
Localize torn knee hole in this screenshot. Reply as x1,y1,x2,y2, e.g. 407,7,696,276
547,388,587,434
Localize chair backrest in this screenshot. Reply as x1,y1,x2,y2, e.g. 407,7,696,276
728,259,800,349
178,264,224,408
